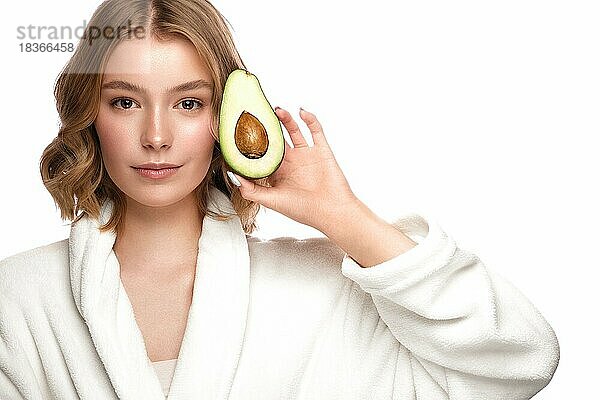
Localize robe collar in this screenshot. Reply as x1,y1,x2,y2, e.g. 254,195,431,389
69,186,250,399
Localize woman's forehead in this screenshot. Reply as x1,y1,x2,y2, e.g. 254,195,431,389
103,36,212,80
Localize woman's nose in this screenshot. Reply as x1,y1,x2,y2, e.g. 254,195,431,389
141,105,173,150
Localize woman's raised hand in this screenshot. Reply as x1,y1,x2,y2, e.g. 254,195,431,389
228,107,361,232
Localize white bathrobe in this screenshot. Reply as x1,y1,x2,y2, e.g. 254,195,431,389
0,186,559,399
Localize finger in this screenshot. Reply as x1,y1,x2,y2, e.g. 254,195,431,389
284,137,293,154
299,107,329,149
275,107,308,148
228,171,273,208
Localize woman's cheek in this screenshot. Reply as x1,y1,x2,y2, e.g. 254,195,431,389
94,114,136,175
179,117,215,160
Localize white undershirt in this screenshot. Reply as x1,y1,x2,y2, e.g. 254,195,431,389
151,358,178,397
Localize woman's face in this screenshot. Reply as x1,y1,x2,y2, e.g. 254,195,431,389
94,36,215,208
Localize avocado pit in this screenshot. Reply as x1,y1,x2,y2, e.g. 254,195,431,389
234,111,269,159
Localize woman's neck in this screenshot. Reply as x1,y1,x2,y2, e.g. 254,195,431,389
113,194,203,276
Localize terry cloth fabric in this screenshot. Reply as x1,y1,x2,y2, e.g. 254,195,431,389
0,185,559,399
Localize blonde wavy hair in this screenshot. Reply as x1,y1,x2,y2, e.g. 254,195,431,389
40,0,268,236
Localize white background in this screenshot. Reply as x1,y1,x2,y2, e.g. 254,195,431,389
1,1,599,397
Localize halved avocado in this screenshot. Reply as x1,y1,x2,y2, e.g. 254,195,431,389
218,69,285,179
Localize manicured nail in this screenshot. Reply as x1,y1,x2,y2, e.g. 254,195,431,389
227,171,241,187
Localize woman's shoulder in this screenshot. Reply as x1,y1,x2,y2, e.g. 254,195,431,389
0,238,69,294
246,235,349,282
248,234,344,260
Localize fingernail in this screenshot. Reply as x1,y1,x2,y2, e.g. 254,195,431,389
274,106,281,111
227,171,241,187
299,107,307,114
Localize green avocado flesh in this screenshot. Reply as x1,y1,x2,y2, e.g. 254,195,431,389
219,69,285,179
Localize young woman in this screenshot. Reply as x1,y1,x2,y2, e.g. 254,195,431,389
0,0,559,399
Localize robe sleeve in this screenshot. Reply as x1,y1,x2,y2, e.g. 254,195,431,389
0,370,25,400
0,294,41,400
340,213,560,399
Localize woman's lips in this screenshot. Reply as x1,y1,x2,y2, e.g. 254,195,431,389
132,166,181,179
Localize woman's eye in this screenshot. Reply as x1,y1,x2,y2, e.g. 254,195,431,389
111,98,137,110
109,98,203,111
177,99,203,111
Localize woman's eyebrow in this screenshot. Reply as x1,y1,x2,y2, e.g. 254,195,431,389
101,79,213,94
